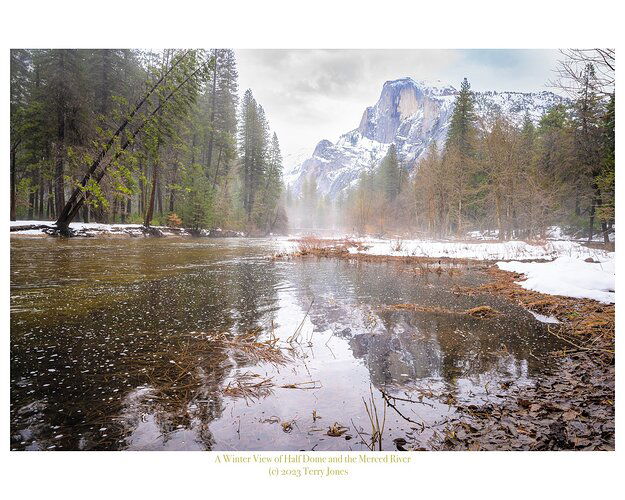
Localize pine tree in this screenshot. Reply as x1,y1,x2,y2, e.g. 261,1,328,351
380,143,400,202
444,78,477,235
445,78,476,155
571,63,605,240
596,93,615,242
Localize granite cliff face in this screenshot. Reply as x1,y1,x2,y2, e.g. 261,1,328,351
285,77,564,199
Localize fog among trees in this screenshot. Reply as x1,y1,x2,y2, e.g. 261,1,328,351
287,51,615,243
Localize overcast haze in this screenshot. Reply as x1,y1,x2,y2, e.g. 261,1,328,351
235,49,563,167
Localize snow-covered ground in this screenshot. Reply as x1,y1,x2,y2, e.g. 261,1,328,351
10,220,247,238
11,220,144,230
498,257,615,304
343,237,611,262
9,220,201,237
10,220,152,236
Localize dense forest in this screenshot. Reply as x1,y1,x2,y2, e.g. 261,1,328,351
287,50,615,243
10,49,614,243
10,49,288,235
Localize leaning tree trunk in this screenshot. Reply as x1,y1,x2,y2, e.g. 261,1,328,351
212,147,223,189
55,51,192,234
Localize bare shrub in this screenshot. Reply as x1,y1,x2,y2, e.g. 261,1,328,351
297,235,324,254
166,212,182,228
390,239,404,252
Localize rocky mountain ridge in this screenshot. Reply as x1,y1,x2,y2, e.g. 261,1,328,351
285,77,564,199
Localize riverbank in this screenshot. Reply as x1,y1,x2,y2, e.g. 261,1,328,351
10,220,245,238
278,236,615,303
277,237,615,450
439,266,615,450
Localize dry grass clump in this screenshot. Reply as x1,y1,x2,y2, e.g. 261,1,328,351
465,305,500,319
390,239,404,252
223,372,274,402
352,385,386,450
294,236,351,257
297,235,326,253
384,303,455,314
218,329,288,365
383,303,500,319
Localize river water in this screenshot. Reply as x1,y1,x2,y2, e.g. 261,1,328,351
10,237,565,450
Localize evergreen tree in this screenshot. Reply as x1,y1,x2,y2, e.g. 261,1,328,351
380,143,400,202
445,77,476,154
596,93,615,241
239,89,269,222
571,63,606,240
444,77,477,235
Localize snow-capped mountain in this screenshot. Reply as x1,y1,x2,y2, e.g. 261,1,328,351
287,77,564,199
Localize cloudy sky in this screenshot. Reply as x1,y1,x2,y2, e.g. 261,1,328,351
235,49,562,166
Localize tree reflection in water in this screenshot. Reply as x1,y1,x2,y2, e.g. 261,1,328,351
11,239,566,451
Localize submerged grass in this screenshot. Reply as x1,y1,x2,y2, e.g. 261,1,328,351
223,372,274,403
381,303,500,319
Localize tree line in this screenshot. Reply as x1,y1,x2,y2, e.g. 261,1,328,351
292,50,615,243
10,49,287,235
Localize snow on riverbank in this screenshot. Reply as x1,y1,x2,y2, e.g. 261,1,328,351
344,237,611,262
497,256,615,304
11,220,143,230
11,220,159,237
347,238,615,303
9,220,244,238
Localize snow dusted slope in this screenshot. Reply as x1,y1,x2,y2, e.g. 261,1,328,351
289,135,390,198
288,78,565,199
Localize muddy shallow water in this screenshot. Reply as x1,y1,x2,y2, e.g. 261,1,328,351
10,237,566,451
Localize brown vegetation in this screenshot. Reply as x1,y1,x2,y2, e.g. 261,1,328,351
431,266,615,450
382,303,500,319
223,372,274,402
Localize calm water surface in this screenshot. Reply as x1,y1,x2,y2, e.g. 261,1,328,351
10,237,564,450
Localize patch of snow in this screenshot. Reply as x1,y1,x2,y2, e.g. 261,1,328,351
497,256,615,304
528,311,561,324
12,220,167,236
346,238,611,262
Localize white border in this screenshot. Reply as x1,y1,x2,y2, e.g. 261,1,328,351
1,1,621,499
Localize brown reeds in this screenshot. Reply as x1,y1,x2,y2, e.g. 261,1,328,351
352,385,386,451
381,303,501,319
223,372,274,402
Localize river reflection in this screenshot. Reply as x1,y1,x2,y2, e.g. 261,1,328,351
10,237,564,450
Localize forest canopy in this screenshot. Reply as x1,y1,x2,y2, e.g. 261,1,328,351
10,49,614,243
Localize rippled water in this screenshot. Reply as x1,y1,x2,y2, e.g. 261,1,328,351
10,237,565,451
